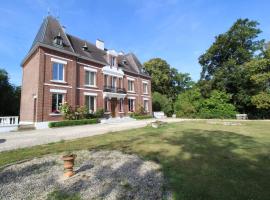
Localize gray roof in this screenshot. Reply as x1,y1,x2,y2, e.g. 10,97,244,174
24,16,150,78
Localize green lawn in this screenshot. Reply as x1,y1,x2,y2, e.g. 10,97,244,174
1,121,270,200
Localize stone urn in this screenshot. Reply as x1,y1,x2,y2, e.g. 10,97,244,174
62,154,77,177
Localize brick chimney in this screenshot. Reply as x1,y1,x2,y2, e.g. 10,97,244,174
96,39,104,50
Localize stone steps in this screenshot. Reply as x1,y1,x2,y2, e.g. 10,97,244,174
17,124,36,131
100,117,136,124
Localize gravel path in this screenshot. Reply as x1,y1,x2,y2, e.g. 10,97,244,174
0,118,187,152
0,150,165,200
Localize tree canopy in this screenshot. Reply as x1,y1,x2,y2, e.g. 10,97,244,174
0,69,21,116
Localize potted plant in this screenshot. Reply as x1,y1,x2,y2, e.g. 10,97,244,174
62,152,77,177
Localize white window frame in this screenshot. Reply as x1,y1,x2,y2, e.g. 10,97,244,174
84,94,97,113
112,76,117,88
128,80,135,92
52,62,65,82
128,98,135,112
84,69,97,87
51,93,64,114
144,100,149,112
119,98,124,112
143,83,148,94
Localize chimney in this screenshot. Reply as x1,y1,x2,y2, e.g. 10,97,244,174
96,39,104,50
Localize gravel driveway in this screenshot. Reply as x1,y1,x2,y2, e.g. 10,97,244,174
0,150,164,200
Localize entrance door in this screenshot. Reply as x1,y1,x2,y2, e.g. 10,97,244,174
111,98,117,117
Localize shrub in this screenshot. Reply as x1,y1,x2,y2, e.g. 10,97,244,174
59,102,88,120
175,89,237,119
49,119,99,128
152,92,174,117
131,115,152,120
47,189,81,200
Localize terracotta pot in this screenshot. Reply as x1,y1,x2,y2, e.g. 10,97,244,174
62,154,77,177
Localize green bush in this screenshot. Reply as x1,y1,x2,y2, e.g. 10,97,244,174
49,119,99,128
131,115,153,120
86,108,105,119
175,89,237,119
152,92,174,117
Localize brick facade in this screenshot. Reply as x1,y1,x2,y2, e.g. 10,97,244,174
20,47,152,123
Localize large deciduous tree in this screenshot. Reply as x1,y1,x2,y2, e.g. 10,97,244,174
144,58,193,100
0,69,21,116
198,18,265,114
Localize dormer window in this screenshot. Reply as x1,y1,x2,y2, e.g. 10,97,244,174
82,42,88,51
53,32,63,47
110,56,116,67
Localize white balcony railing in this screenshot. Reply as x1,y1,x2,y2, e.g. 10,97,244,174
0,116,19,126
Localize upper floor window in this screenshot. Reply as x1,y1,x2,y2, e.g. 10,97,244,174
143,83,148,94
104,75,108,86
85,71,96,86
119,98,124,112
52,62,64,81
112,77,117,88
110,56,116,66
119,78,123,88
128,80,135,92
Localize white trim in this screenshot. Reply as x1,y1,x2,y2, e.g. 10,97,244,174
45,53,73,61
142,80,149,84
103,92,127,99
44,83,72,88
77,87,102,92
51,57,68,65
143,97,150,100
102,65,124,78
84,85,98,88
127,93,138,96
50,80,67,84
84,66,97,72
78,62,99,69
127,96,136,100
141,94,151,98
49,113,62,116
49,89,67,93
127,77,135,81
84,92,98,96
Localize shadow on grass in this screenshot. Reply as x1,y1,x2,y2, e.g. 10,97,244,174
93,129,270,200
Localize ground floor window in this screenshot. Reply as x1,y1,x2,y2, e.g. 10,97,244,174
119,98,124,112
85,95,96,113
104,98,109,112
144,100,149,112
52,93,64,113
128,99,135,112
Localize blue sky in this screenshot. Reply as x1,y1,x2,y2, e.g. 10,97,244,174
1,0,270,86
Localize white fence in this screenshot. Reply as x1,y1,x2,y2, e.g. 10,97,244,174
0,116,19,126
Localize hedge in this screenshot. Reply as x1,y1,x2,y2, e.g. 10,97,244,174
131,115,153,120
49,118,99,128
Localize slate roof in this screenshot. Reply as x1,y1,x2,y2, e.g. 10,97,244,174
24,15,150,78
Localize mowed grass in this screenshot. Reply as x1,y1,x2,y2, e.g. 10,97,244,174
1,121,270,200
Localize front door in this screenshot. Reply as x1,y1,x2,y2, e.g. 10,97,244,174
111,98,117,117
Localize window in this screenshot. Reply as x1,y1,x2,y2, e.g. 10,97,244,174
85,95,96,113
85,71,96,86
119,98,124,112
112,77,117,88
128,80,134,92
104,75,108,86
128,99,135,112
51,93,64,113
144,100,149,112
110,56,116,66
143,83,148,94
119,78,123,88
52,63,64,81
104,98,109,112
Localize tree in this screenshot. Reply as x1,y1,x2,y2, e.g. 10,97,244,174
198,18,265,114
144,58,193,100
199,18,264,80
152,92,174,116
0,69,21,116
